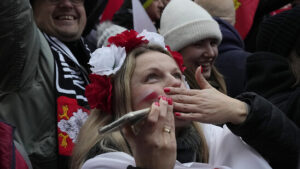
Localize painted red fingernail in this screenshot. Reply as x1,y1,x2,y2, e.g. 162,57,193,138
155,102,160,106
167,98,173,105
175,112,181,116
164,88,170,93
162,96,167,101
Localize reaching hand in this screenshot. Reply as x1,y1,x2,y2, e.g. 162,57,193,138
123,97,176,169
166,66,248,125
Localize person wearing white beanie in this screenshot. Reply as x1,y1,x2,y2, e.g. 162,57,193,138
160,0,226,93
160,0,222,51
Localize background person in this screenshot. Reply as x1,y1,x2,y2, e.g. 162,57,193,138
192,0,250,97
113,0,165,30
160,0,226,94
246,4,300,131
166,65,300,169
0,0,103,168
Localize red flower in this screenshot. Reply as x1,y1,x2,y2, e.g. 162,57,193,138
166,46,186,72
85,74,112,114
108,30,149,53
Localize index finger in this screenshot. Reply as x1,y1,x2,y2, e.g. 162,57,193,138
164,87,196,96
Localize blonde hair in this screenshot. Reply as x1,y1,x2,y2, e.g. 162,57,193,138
192,122,209,163
71,45,209,169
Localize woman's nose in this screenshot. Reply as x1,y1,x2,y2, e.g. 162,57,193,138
166,75,182,88
203,43,216,59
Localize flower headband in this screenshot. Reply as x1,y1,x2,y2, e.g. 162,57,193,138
85,30,186,113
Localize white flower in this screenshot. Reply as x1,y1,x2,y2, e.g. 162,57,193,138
89,45,126,76
138,30,165,48
58,109,89,143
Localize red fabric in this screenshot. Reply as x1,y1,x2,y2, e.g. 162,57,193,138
15,150,29,169
0,122,13,169
234,0,259,39
100,0,124,22
0,122,29,169
166,46,186,73
57,96,90,156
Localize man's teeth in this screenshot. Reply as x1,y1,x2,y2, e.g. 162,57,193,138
58,16,74,20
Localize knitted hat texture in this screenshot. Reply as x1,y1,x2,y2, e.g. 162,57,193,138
160,0,222,51
96,22,127,47
256,6,300,57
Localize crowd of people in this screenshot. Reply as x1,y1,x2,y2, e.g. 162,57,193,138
0,0,299,169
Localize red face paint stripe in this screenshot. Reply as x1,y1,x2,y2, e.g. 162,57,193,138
142,92,158,102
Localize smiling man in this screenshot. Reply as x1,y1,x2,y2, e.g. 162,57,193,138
0,0,103,168
32,0,87,41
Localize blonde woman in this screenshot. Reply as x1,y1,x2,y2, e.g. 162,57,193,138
71,30,270,169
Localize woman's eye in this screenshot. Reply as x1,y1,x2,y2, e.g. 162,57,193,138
194,43,203,48
210,40,218,46
145,73,159,82
173,72,182,79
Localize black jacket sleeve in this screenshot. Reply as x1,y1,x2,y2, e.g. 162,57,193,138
227,92,300,169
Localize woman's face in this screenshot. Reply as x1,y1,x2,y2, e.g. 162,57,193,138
179,38,218,79
130,51,189,127
146,0,165,23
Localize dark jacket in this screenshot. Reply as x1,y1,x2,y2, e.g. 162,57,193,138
214,18,251,97
246,52,300,127
228,92,300,169
242,51,300,168
0,1,57,168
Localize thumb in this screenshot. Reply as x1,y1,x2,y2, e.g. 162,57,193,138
195,66,213,89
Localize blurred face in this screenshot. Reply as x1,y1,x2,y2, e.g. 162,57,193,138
130,51,189,127
180,38,218,79
146,0,165,22
162,0,170,6
33,0,86,42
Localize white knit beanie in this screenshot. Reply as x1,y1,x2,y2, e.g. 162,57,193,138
160,0,222,51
